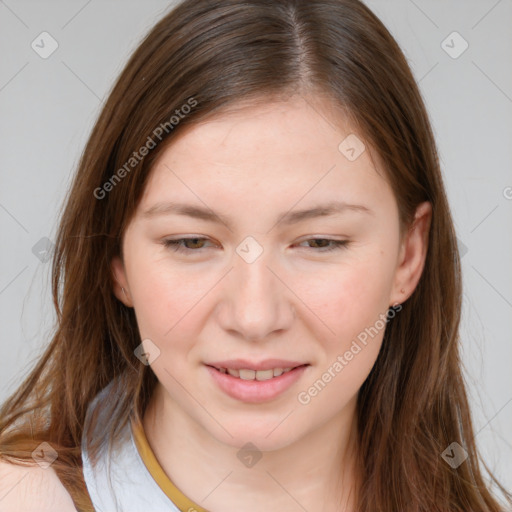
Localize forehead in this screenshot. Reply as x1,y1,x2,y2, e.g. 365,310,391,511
158,95,355,165
138,95,392,216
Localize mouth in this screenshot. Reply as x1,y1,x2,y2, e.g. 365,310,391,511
207,364,308,381
205,362,310,403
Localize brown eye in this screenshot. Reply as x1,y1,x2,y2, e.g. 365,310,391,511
162,237,213,252
297,239,349,252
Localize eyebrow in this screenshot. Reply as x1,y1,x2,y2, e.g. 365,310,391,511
142,199,373,228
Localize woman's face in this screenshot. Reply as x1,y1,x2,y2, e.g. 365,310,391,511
112,95,429,450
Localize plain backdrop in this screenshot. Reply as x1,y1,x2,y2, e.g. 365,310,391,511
1,0,511,497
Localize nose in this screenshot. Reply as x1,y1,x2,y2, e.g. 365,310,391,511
216,246,295,342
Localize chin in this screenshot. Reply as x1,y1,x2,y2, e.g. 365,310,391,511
206,416,306,453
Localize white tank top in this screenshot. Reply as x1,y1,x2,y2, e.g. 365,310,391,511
81,379,208,512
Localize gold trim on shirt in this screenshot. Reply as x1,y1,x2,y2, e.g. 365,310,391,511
130,416,209,512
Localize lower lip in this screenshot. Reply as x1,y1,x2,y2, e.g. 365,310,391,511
205,365,309,403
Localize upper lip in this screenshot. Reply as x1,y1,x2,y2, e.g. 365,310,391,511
206,359,308,371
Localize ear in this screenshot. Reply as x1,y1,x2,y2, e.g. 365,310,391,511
389,201,432,306
111,255,133,307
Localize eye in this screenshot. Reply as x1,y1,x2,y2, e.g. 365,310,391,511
162,237,214,253
296,238,350,252
162,237,349,254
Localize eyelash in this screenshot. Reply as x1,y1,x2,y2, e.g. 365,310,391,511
161,237,350,254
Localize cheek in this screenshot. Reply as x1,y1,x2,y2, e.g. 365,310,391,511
292,253,394,345
298,253,395,410
297,333,382,423
126,255,208,341
295,267,390,416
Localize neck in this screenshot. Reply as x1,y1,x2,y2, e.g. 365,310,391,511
143,382,360,512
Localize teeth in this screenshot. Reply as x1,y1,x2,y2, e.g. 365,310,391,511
219,366,298,380
255,369,274,381
239,369,256,380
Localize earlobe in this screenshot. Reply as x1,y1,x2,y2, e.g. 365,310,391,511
111,255,133,307
390,201,432,306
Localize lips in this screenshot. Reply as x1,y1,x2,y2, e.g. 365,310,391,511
206,359,307,371
206,359,308,382
205,363,309,403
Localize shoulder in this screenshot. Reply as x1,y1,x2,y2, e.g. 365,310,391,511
0,458,77,512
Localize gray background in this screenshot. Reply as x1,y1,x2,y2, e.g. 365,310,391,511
1,0,511,495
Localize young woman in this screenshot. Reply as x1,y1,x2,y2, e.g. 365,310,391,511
1,0,510,511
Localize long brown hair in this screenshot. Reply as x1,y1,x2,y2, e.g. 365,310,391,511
1,1,510,510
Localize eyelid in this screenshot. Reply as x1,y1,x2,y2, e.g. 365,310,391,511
161,236,350,254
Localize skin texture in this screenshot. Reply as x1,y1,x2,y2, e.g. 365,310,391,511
0,459,77,511
111,94,432,512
